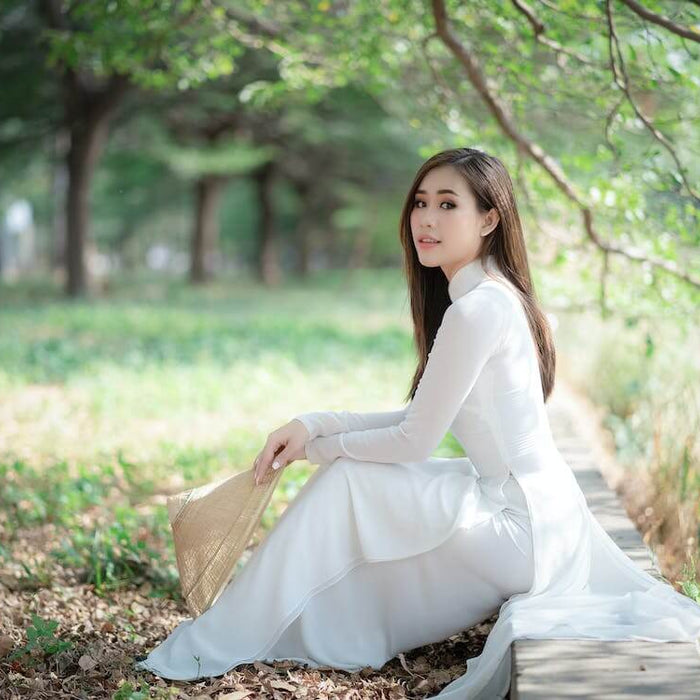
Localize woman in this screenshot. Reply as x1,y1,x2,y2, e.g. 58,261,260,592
135,148,700,699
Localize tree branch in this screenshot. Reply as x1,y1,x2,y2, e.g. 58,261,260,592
619,0,700,43
605,0,700,204
510,0,595,66
603,94,625,164
535,0,605,23
429,0,700,289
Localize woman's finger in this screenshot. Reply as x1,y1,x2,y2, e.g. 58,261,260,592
260,436,278,476
271,447,287,471
258,444,275,478
256,437,283,485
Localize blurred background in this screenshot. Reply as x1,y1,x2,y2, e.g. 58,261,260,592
1,1,699,696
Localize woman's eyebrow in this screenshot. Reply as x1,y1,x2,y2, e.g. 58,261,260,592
415,188,460,196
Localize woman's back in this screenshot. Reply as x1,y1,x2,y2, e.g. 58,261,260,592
449,277,555,480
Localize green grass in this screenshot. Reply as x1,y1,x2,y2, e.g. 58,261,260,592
0,268,418,464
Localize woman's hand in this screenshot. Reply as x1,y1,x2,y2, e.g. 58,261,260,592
253,419,310,486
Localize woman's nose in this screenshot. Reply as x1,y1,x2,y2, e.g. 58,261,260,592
417,209,436,227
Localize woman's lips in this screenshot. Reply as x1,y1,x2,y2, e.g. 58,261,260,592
417,240,440,249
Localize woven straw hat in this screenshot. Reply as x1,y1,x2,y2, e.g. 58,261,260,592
166,465,284,617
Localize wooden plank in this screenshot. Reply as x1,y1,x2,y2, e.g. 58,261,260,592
512,640,700,699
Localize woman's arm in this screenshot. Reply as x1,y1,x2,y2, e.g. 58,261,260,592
303,287,510,466
292,406,410,441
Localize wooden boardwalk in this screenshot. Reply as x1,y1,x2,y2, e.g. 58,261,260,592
509,383,700,699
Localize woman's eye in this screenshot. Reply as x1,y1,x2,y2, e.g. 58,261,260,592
412,200,455,209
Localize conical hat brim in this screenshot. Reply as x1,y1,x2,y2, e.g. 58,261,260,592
166,465,283,617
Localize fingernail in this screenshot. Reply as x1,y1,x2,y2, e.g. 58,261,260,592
272,460,280,470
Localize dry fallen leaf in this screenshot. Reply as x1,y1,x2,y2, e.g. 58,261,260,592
397,652,415,677
269,678,297,691
0,635,14,657
78,654,97,671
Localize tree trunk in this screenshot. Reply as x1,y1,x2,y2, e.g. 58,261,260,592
64,75,129,297
40,0,131,296
65,122,96,297
254,161,280,286
190,175,226,284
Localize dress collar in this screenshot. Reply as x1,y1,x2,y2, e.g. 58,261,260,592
447,254,500,302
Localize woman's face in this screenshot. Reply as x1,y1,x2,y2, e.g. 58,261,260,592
409,164,498,282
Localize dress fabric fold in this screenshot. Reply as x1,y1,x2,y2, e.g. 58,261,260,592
135,255,700,699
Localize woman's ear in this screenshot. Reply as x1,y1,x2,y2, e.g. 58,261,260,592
480,208,500,237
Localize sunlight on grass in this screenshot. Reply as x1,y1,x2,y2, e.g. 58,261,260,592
0,270,416,476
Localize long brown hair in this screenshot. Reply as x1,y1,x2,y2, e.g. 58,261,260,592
400,147,556,403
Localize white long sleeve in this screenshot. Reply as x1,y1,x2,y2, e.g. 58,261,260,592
292,407,410,441
303,286,510,466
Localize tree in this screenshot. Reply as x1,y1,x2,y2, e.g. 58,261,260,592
34,0,245,297
143,48,283,284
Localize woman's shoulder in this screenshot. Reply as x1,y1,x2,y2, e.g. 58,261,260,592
446,280,514,339
476,275,522,313
451,276,517,315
